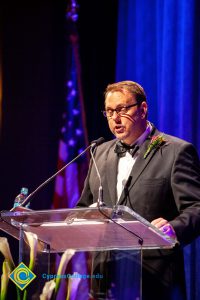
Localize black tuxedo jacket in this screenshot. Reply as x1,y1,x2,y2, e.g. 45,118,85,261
78,125,200,299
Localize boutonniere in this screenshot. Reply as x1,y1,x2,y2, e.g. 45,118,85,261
144,134,166,159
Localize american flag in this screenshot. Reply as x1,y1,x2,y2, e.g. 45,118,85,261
52,1,90,299
53,1,88,210
52,75,89,209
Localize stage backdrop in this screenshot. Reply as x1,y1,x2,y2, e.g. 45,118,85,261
116,1,200,300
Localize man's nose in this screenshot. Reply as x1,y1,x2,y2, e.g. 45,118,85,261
112,111,121,121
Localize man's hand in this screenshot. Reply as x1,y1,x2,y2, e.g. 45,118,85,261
151,217,177,240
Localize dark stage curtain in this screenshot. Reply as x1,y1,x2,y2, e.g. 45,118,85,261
116,1,200,299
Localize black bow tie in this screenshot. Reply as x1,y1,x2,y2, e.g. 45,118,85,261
114,141,139,157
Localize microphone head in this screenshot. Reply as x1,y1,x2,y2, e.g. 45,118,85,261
91,137,105,148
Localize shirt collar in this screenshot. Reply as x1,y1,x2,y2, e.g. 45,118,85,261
131,121,152,147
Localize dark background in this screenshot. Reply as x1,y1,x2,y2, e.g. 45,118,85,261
0,2,117,297
0,0,118,211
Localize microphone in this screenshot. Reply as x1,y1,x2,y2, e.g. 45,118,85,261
91,137,105,149
89,138,105,208
10,137,105,211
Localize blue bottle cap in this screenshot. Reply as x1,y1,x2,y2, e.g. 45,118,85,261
20,187,28,195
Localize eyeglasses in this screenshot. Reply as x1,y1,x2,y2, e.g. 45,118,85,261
102,103,138,118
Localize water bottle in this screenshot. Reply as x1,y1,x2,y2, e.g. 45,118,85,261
13,187,29,208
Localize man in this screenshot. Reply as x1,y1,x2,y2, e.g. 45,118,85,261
78,81,200,299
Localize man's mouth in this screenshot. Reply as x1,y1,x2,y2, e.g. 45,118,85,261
114,125,125,133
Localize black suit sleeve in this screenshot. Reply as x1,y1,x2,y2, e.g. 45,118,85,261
77,158,94,207
170,143,200,245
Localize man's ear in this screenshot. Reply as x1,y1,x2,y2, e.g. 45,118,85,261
140,101,148,118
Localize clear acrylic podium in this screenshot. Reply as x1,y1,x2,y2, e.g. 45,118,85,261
0,205,176,299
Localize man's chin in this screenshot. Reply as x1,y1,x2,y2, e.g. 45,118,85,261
114,132,127,140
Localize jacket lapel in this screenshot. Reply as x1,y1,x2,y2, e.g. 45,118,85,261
117,127,163,205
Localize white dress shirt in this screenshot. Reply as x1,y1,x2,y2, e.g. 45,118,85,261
116,122,152,201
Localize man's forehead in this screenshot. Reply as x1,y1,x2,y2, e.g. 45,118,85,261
105,91,135,106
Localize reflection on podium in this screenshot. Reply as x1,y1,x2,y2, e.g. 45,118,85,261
0,205,176,299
